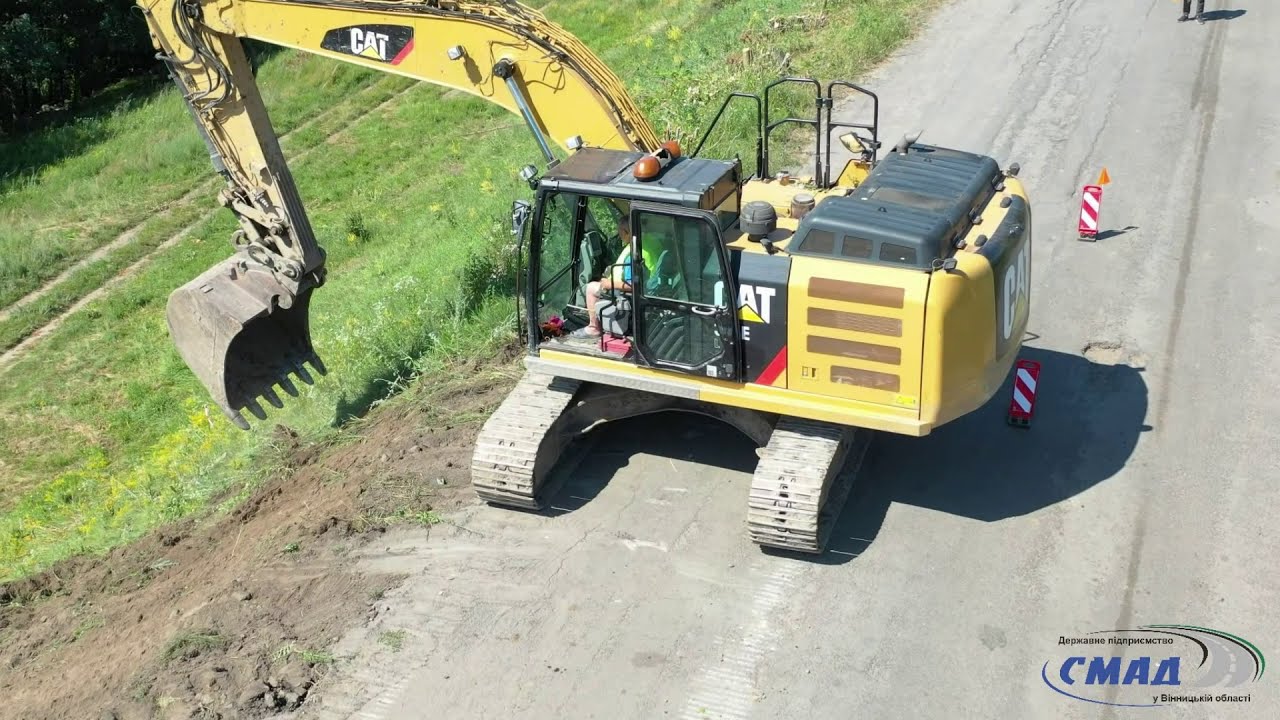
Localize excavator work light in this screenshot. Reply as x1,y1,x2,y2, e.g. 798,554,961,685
519,164,539,188
632,141,679,181
632,156,660,180
447,45,465,61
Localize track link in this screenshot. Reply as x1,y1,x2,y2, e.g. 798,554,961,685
470,371,583,509
747,417,872,554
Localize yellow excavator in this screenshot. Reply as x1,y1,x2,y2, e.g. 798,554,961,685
138,0,1032,553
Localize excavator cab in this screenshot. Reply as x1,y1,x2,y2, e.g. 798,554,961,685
524,146,743,381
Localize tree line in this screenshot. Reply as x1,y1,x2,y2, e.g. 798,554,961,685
1,0,158,136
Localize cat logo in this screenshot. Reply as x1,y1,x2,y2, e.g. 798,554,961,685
350,29,389,60
1001,243,1030,341
320,25,415,66
737,283,775,324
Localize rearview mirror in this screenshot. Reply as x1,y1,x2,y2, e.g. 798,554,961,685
839,132,867,154
511,199,532,240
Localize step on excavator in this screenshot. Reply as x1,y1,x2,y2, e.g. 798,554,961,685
139,0,1032,554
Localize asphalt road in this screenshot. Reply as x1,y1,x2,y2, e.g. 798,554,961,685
295,1,1278,717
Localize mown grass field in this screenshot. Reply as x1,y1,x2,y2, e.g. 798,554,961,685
0,72,419,352
0,54,407,313
0,0,938,580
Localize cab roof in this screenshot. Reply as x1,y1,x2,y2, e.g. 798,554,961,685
540,148,739,211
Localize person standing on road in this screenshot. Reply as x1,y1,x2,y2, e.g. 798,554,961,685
1179,0,1206,23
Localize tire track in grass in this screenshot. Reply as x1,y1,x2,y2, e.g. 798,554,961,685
0,77,404,326
0,82,421,373
0,178,218,322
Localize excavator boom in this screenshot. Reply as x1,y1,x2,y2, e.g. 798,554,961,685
136,0,659,427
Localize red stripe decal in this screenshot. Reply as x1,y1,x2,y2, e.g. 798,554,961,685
390,38,415,65
755,346,788,386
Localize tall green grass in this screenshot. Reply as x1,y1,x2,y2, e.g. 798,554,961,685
0,0,938,580
0,74,417,352
0,50,387,311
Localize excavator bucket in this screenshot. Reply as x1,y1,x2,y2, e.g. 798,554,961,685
166,249,326,430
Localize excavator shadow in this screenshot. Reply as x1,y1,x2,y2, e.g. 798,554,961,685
540,412,761,517
533,344,1149,563
816,343,1151,564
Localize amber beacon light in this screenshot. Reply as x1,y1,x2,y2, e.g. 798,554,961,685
632,140,682,180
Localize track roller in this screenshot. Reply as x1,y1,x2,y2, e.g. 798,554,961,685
473,372,869,553
470,371,583,509
472,371,781,511
747,417,872,554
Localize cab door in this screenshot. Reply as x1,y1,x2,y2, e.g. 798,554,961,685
628,202,740,381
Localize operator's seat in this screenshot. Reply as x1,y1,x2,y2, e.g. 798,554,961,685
646,248,680,297
597,243,678,336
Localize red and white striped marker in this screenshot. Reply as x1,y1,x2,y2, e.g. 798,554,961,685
1008,359,1041,427
1078,184,1103,241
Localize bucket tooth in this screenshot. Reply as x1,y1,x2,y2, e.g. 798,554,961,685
294,363,315,385
245,398,268,421
224,407,250,431
262,387,283,409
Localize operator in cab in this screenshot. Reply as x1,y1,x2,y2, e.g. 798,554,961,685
572,214,660,339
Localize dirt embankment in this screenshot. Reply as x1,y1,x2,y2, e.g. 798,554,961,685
0,359,519,720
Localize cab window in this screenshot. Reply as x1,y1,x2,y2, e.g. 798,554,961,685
535,191,581,322
633,210,726,306
583,196,630,283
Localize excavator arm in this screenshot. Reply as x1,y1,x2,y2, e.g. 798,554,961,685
135,0,660,428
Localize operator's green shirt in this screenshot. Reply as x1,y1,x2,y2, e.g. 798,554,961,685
610,242,661,286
